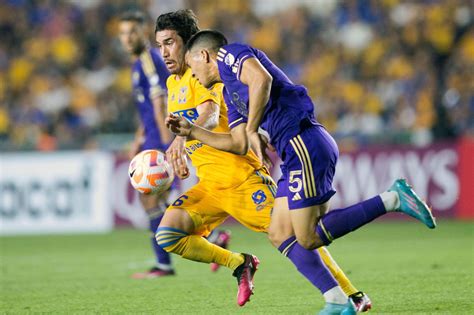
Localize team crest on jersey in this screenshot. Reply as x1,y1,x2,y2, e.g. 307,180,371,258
178,87,187,104
224,53,235,66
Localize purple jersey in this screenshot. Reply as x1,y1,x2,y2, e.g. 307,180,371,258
217,43,317,155
132,48,170,151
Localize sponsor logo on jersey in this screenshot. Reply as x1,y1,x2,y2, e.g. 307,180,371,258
252,190,267,205
173,108,199,123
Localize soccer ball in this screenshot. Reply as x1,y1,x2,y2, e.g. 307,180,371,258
128,150,174,194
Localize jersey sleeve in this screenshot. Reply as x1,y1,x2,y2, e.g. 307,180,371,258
140,51,167,99
217,44,256,81
224,91,248,129
192,78,221,107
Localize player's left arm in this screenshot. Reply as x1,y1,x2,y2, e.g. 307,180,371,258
239,57,274,168
165,113,248,155
239,57,272,135
166,100,219,179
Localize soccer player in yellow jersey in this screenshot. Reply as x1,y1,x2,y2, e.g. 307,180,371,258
153,10,371,310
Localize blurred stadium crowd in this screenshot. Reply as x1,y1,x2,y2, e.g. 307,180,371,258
0,0,472,151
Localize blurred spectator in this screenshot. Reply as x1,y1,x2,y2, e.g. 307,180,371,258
1,0,472,151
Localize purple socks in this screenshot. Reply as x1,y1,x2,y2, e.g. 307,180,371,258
150,214,171,266
316,196,385,245
278,236,338,294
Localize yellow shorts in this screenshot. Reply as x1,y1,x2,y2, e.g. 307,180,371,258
167,170,276,237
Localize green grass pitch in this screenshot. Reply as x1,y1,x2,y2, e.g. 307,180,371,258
1,220,473,314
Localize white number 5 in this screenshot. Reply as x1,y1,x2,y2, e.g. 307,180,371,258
289,170,302,193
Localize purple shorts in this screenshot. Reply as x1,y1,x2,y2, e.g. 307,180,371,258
276,125,339,209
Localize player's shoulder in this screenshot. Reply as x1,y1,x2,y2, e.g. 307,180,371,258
217,43,257,79
218,43,253,63
166,68,193,90
220,42,252,54
206,83,223,102
166,74,177,89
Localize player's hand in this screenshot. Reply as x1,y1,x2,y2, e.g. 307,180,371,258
166,136,190,179
165,113,193,137
248,131,275,170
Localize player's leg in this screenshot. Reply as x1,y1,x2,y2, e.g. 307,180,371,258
241,169,365,299
292,187,435,249
268,197,360,296
207,229,232,272
268,199,370,310
187,183,262,306
280,128,358,313
132,192,174,279
157,203,260,307
287,126,435,251
156,186,244,270
268,196,352,312
156,184,260,307
318,247,372,312
227,170,367,310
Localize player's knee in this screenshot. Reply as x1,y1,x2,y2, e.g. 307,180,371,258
295,234,319,250
155,227,188,254
267,226,290,248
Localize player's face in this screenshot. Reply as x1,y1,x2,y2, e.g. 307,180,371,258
185,50,218,88
119,21,146,55
155,29,185,75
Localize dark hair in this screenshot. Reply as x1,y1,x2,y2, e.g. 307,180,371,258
119,10,147,25
155,9,200,44
185,30,228,53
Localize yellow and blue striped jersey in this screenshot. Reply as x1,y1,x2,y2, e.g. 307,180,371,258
167,68,262,189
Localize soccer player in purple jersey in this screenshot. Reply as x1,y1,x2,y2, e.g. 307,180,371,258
166,30,437,314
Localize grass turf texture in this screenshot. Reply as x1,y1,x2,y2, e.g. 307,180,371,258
1,221,473,314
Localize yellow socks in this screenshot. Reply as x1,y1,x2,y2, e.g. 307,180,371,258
156,227,244,270
318,246,358,296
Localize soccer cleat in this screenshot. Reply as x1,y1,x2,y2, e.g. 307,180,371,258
131,266,175,279
232,253,260,307
319,299,356,315
210,230,232,272
349,291,372,312
389,179,436,229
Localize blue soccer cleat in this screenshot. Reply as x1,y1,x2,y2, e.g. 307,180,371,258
389,179,436,229
318,299,356,315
